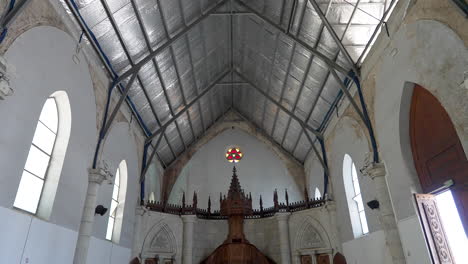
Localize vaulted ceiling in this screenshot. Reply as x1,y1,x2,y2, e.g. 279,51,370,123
66,0,390,167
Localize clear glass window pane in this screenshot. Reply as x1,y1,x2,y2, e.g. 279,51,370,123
32,122,56,155
351,163,358,180
110,200,118,217
39,98,58,133
13,171,44,214
24,145,50,178
354,194,364,212
360,211,369,234
115,169,120,187
353,179,361,196
106,217,115,240
112,185,119,201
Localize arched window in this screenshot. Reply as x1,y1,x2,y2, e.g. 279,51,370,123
314,187,321,199
14,92,71,216
106,160,127,242
343,154,369,237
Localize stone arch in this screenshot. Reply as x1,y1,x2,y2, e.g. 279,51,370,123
141,221,177,260
374,19,468,220
161,111,306,202
293,215,331,251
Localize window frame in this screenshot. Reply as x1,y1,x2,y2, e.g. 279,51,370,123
343,154,369,237
14,97,59,215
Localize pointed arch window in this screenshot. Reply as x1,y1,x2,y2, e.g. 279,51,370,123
343,154,369,237
14,97,59,214
106,160,127,242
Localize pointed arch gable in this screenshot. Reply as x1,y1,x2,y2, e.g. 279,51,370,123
161,110,306,203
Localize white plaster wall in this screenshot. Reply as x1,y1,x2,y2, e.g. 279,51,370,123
0,26,139,263
193,219,228,263
168,128,302,210
0,26,96,230
342,230,392,264
375,19,468,221
244,217,281,263
94,122,140,248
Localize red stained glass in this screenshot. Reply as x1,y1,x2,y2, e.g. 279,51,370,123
225,147,243,163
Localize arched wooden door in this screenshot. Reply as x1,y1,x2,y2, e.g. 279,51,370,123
410,84,468,234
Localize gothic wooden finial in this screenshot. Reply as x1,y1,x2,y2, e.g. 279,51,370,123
193,191,198,209
259,195,263,212
285,188,289,206
182,191,186,209
208,196,211,214
274,189,279,209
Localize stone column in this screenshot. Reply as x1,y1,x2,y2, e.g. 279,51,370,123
276,212,292,264
131,206,147,259
325,201,341,253
73,168,110,264
181,215,197,264
364,163,406,264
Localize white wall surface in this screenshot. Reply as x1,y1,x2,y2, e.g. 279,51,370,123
304,17,466,264
168,128,302,210
0,26,138,263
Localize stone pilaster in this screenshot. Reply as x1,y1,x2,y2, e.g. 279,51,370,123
325,201,341,253
131,206,147,260
276,212,292,264
181,215,197,264
73,167,111,264
363,163,406,264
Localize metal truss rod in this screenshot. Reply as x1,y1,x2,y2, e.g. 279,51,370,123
235,70,323,139
328,67,367,124
101,72,138,137
302,126,329,175
145,70,231,143
114,0,227,86
234,0,351,77
307,0,359,76
0,0,32,29
140,131,165,183
232,108,305,166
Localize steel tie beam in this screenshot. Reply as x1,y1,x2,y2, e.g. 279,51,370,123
235,70,323,139
102,72,138,136
291,0,333,151
113,0,228,85
232,109,305,165
234,0,352,78
0,0,32,29
141,130,166,182
329,67,367,123
302,126,329,175
307,0,359,76
146,70,231,143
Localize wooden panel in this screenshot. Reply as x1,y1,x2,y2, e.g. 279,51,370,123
414,194,455,264
333,253,347,264
316,254,330,264
300,255,312,264
410,84,468,233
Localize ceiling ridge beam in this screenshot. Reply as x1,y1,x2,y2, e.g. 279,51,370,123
234,0,353,79
113,0,228,87
234,70,323,140
145,69,231,143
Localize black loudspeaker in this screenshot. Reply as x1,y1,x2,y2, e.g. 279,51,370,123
367,200,380,210
95,205,108,216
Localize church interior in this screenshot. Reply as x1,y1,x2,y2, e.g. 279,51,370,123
0,0,467,263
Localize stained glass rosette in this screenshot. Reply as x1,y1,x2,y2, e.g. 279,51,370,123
225,147,243,163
